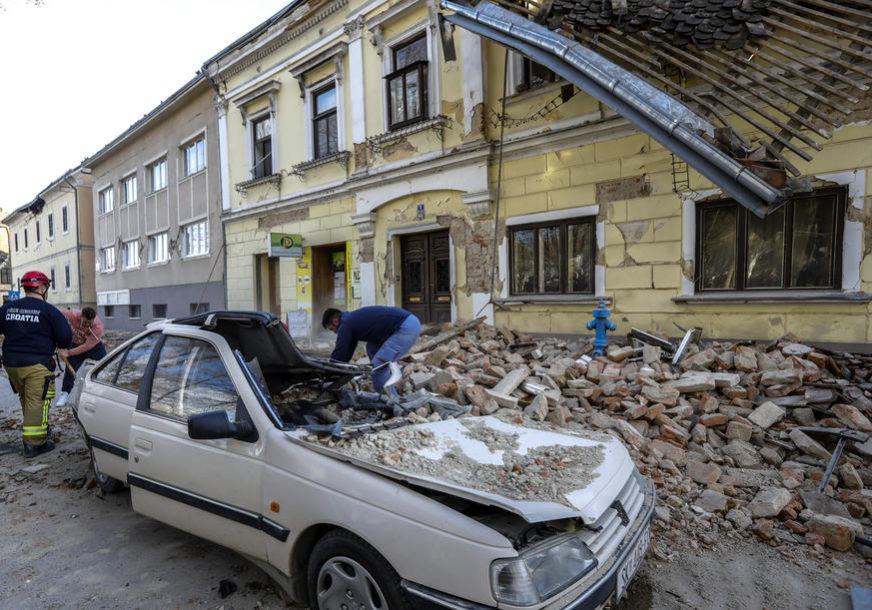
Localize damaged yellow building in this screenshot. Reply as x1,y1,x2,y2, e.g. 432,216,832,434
204,0,872,346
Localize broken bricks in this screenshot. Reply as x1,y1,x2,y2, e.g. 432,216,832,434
391,320,872,555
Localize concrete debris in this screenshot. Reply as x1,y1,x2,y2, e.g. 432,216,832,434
380,322,872,555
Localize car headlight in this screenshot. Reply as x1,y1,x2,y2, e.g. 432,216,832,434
491,534,598,605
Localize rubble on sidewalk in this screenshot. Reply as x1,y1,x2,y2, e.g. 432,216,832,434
365,321,872,558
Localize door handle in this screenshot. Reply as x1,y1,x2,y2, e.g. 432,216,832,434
133,438,153,455
80,401,97,415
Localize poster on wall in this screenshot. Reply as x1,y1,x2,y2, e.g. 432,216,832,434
332,251,346,305
295,247,312,339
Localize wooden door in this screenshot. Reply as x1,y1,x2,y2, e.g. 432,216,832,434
401,231,450,324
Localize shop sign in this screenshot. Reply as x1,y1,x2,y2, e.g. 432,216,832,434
268,233,303,257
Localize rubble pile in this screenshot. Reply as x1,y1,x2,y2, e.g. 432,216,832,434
391,320,872,558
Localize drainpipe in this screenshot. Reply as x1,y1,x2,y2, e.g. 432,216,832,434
62,171,85,308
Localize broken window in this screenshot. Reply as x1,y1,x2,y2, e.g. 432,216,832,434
510,218,595,296
387,34,428,130
696,187,845,291
148,336,239,419
104,333,160,390
520,58,558,92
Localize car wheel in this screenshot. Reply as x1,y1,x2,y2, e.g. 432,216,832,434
308,530,410,610
89,444,124,493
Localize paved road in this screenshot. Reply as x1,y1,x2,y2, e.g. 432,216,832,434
0,372,289,609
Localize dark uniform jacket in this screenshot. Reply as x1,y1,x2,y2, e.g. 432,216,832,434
0,297,72,369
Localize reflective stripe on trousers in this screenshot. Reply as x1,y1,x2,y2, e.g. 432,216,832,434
6,364,54,446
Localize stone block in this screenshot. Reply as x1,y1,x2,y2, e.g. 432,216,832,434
807,514,863,551
686,460,722,484
748,401,786,429
695,489,729,513
748,487,793,518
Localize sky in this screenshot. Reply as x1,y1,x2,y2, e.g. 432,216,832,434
0,0,291,214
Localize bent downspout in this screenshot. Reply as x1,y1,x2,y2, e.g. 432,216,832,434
441,0,788,217
62,172,84,308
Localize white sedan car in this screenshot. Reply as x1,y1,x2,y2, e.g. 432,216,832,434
71,311,654,609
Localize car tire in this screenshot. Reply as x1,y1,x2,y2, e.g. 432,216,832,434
307,530,410,610
89,444,124,493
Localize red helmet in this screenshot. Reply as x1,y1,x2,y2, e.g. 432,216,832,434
21,270,51,289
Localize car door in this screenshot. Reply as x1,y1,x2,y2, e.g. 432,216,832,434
127,331,273,561
76,332,161,482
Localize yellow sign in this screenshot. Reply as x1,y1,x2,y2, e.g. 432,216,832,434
269,233,303,257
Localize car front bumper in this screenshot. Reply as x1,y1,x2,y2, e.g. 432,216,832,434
401,476,657,610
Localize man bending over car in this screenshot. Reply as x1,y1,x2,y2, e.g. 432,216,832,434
322,306,421,394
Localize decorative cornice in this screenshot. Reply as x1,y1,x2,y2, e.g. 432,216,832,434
289,41,348,98
461,190,494,219
214,0,350,82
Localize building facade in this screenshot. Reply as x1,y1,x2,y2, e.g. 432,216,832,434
84,76,225,331
3,168,95,310
202,0,870,346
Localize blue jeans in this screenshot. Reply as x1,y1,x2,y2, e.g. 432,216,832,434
366,314,421,394
61,342,107,393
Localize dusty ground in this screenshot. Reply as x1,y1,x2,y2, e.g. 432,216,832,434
1,373,869,609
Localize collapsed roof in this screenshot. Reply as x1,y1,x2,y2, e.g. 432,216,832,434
441,0,872,217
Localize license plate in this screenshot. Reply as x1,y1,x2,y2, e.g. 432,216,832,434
616,523,650,600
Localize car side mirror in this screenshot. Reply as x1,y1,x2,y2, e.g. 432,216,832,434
188,410,257,442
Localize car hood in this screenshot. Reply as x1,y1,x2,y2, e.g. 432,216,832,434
289,416,636,523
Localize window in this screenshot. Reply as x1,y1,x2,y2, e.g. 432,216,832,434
35,221,41,244
182,221,208,257
387,35,428,130
148,232,169,264
122,174,137,205
696,187,845,291
519,58,558,92
47,212,54,239
99,187,114,215
129,304,141,319
14,233,18,252
64,263,71,290
0,268,10,285
149,158,168,192
190,302,209,315
153,303,167,318
148,336,239,418
100,246,116,272
24,228,28,249
509,218,595,295
252,117,272,179
122,240,140,269
62,204,69,233
103,305,115,319
183,138,206,176
96,332,159,390
313,85,338,159
49,266,56,291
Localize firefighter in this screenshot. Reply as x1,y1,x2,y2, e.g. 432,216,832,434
0,271,72,458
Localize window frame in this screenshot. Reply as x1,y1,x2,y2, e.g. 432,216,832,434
312,83,339,160
386,34,429,131
100,245,116,272
153,303,167,319
182,137,206,177
251,115,273,179
181,221,209,258
35,220,41,244
64,262,71,291
99,187,114,215
508,216,596,297
47,212,54,240
148,158,168,193
49,266,56,292
694,187,846,293
148,232,169,265
122,239,141,270
13,232,18,252
103,305,115,319
122,174,138,205
23,227,28,249
61,204,69,233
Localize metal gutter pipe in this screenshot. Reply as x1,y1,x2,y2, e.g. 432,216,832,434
441,1,787,217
